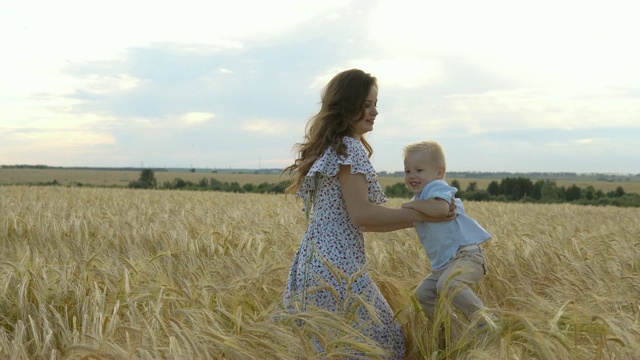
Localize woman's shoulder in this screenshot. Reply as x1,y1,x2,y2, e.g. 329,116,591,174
305,136,373,177
340,136,375,175
342,136,360,145
341,136,367,158
319,136,364,160
342,136,362,149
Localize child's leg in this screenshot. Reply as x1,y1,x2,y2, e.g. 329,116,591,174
416,269,465,342
436,246,486,319
414,271,440,318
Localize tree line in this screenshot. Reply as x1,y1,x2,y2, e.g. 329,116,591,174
128,169,290,194
127,170,639,207
385,176,640,207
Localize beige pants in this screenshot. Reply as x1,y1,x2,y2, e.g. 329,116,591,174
415,244,487,319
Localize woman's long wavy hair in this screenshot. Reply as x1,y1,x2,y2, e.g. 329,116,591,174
282,69,376,194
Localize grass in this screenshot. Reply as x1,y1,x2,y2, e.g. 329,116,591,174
0,186,638,359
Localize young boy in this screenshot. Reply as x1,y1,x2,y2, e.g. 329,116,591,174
401,140,493,327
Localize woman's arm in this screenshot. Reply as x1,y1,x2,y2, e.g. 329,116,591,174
360,222,415,233
338,165,444,228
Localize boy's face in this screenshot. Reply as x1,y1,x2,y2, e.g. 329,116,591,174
404,150,443,195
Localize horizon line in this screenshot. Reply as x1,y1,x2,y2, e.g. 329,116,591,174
1,165,638,177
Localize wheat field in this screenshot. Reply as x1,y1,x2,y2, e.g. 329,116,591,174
0,186,638,359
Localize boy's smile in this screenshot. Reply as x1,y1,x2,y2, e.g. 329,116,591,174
404,150,444,195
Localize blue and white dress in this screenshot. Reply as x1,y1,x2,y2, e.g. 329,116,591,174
283,136,405,359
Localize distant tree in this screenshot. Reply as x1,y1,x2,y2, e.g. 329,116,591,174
140,169,157,187
385,183,413,198
128,181,149,189
540,180,559,202
584,185,596,200
463,190,492,201
273,181,290,194
565,184,582,202
487,181,500,196
500,177,533,201
532,180,545,200
466,182,478,192
228,181,243,193
557,186,566,201
174,178,187,189
450,180,461,191
243,183,256,192
128,168,157,189
256,182,273,193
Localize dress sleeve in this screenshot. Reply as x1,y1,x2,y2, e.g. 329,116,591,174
296,137,387,204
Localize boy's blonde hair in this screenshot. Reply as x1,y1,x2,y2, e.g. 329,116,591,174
403,140,447,168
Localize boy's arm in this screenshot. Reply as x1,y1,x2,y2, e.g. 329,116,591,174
402,180,457,221
402,198,451,219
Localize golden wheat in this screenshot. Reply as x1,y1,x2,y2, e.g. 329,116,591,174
0,186,638,359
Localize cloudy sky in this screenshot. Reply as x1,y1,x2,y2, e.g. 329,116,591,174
1,0,639,174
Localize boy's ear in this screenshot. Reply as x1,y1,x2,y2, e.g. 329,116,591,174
438,167,446,179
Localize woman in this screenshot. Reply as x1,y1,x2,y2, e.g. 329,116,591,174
282,69,454,358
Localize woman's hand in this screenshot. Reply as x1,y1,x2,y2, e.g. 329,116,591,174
445,200,457,219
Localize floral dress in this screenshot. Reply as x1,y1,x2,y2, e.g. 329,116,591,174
283,136,405,359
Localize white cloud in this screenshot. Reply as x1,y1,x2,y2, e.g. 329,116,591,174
180,112,216,126
242,119,290,135
349,58,444,89
369,1,640,86
306,57,444,91
15,130,114,147
436,86,639,133
76,74,142,96
0,127,116,165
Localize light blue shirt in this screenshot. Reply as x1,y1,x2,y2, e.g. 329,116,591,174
413,180,491,269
